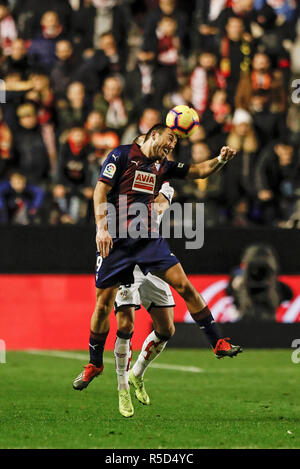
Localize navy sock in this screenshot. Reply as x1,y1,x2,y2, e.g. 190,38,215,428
154,330,171,342
116,330,133,340
191,306,221,348
89,330,108,367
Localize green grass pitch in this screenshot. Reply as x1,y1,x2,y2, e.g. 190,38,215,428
0,349,300,449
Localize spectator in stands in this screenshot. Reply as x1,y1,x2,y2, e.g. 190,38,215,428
143,0,189,57
14,102,50,185
223,108,259,223
0,171,45,225
94,75,131,135
26,72,55,125
73,46,110,96
13,0,40,40
13,0,72,40
227,108,259,156
249,89,287,144
124,49,156,119
194,0,226,51
54,126,94,223
71,0,130,60
1,72,34,131
48,183,79,225
200,88,231,153
28,11,65,72
98,31,126,75
163,82,193,112
219,16,252,105
174,141,225,224
255,141,300,224
174,141,209,203
171,121,206,176
85,109,120,183
25,72,57,170
3,38,29,78
155,16,181,104
193,141,225,226
55,126,92,192
250,0,278,47
214,0,273,34
0,106,13,180
50,40,81,97
190,50,226,116
235,52,286,112
257,0,298,43
0,0,17,56
89,129,119,172
85,109,106,135
121,107,161,145
56,81,90,136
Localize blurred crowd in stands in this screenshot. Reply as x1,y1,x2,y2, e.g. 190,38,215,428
0,0,299,227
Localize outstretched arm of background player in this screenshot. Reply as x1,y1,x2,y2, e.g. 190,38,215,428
93,181,113,258
186,146,236,180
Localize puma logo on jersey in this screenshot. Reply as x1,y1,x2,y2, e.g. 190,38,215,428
131,160,139,166
132,170,156,194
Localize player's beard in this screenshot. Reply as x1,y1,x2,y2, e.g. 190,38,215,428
151,142,166,161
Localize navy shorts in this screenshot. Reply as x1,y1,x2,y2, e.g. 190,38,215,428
95,237,179,289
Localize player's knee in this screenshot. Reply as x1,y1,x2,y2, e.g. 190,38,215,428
176,280,196,302
94,300,111,318
156,324,175,340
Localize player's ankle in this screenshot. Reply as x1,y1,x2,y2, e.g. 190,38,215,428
118,383,130,391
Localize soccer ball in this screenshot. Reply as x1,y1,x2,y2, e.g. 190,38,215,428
166,105,200,138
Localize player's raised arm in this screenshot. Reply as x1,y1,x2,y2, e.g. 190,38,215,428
93,181,113,258
186,146,237,180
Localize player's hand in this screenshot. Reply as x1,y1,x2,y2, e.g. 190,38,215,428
220,146,237,162
96,227,113,258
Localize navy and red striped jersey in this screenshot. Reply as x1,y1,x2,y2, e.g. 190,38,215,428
98,143,189,236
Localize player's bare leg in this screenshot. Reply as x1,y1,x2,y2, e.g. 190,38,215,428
130,306,175,405
131,306,174,375
115,306,135,389
155,263,242,358
116,306,175,405
150,306,175,338
113,306,135,417
73,286,118,390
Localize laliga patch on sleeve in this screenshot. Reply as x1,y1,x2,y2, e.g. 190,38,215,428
103,163,116,179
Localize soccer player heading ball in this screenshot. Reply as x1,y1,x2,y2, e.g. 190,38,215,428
73,123,242,417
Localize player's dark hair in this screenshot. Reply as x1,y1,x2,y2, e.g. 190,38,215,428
144,123,169,141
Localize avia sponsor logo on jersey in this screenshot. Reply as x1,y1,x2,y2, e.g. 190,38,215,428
132,170,156,194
